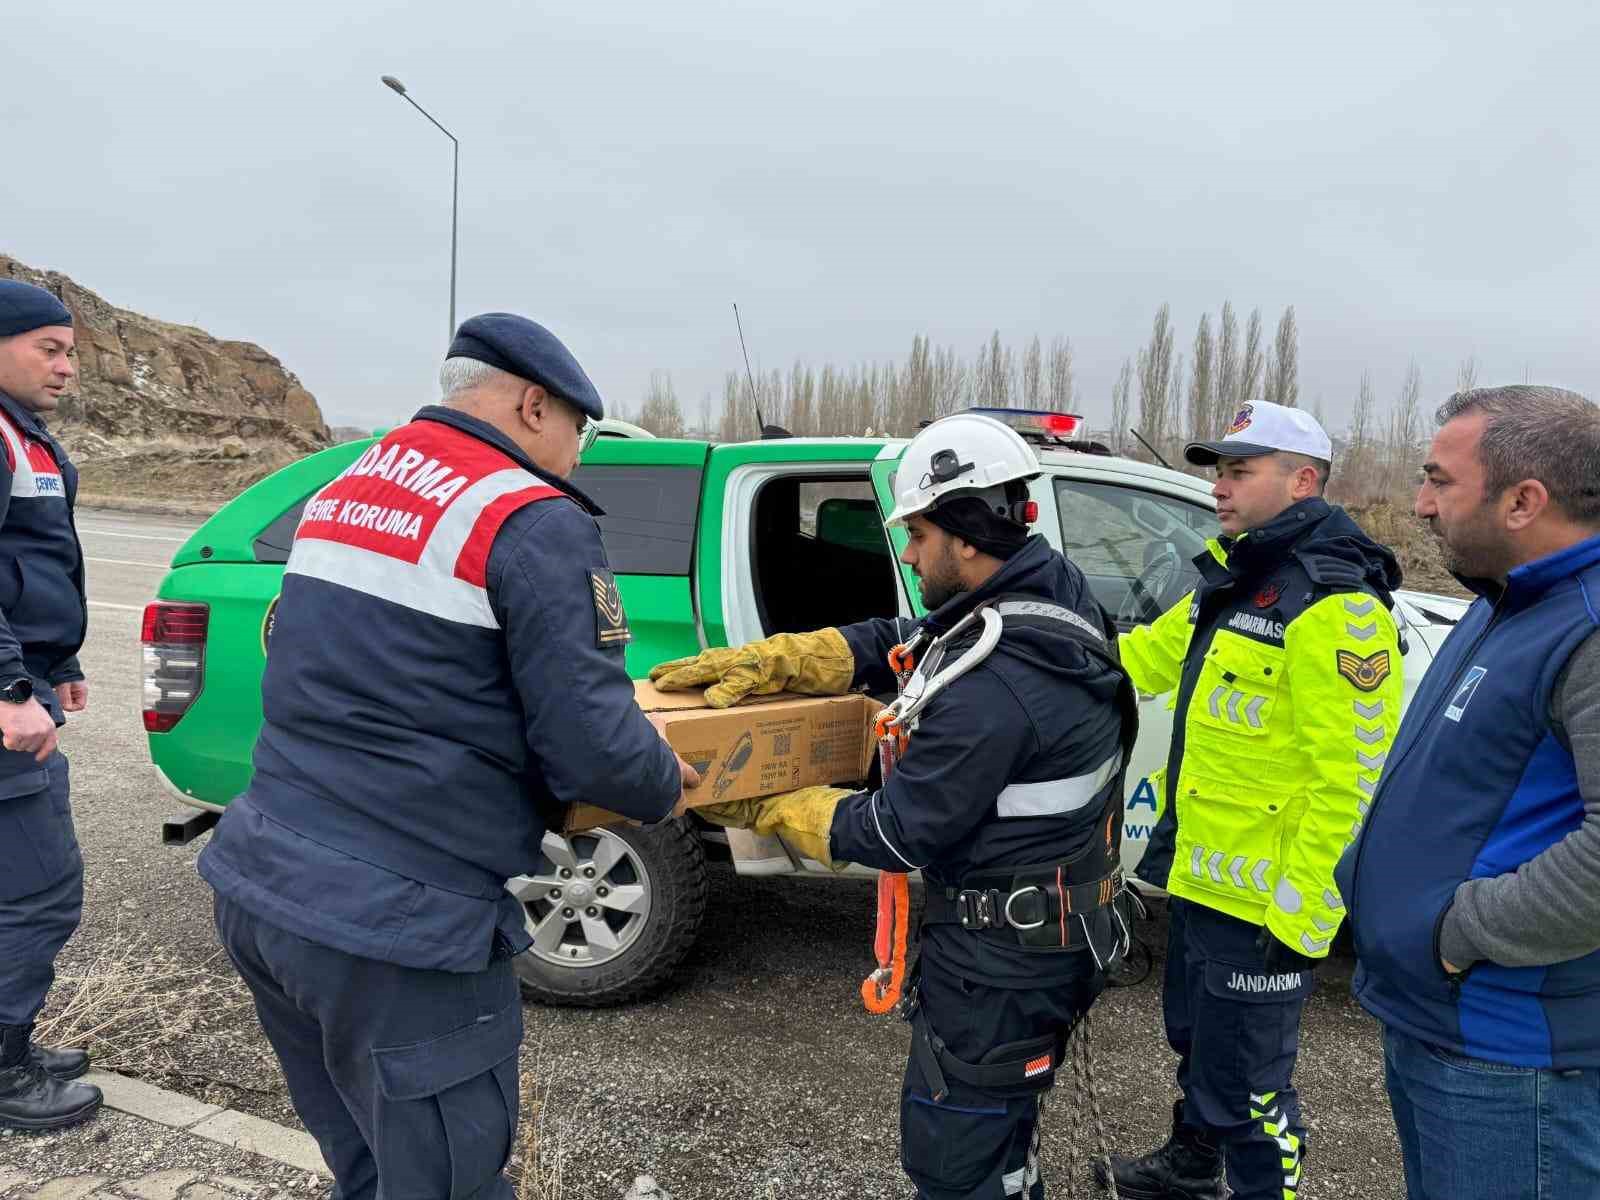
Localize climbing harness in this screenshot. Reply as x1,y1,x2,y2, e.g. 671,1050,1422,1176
860,608,1004,1014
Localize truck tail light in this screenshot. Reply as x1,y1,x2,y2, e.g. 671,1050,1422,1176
141,601,208,733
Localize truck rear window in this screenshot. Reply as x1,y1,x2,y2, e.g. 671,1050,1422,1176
572,464,703,576
254,465,703,577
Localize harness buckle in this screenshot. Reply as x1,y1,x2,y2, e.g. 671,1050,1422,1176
1003,885,1049,931
956,888,1003,930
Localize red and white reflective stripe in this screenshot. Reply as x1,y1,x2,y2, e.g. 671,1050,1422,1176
1023,1053,1053,1078
0,410,65,499
285,423,564,628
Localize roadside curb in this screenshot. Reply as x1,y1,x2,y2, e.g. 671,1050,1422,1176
85,1073,329,1178
76,495,225,519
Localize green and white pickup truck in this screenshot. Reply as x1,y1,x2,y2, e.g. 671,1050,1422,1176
143,408,1468,1005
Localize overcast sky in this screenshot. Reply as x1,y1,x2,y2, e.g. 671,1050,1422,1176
7,2,1596,431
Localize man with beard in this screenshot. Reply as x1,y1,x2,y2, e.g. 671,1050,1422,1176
650,413,1137,1200
1099,399,1403,1200
1337,386,1600,1199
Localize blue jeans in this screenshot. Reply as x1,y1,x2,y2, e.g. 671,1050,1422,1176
1383,1025,1600,1200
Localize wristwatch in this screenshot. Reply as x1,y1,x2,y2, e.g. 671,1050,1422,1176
0,677,33,704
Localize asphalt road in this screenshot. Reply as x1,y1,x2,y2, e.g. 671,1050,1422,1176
52,507,1407,1198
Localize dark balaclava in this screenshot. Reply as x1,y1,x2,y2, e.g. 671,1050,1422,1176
922,481,1031,560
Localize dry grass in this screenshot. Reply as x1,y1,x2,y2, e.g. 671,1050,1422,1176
1342,498,1468,597
33,920,255,1075
512,1043,570,1200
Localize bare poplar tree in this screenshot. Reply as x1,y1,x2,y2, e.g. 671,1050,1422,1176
719,372,756,442
1216,302,1241,417
1457,356,1480,392
1136,304,1176,458
974,331,1015,409
896,336,934,435
1169,354,1186,462
637,370,686,437
1264,305,1299,407
933,345,966,418
1188,313,1216,440
1022,336,1043,408
1240,307,1266,405
698,391,713,439
1384,361,1423,494
788,362,816,436
1110,358,1134,456
1047,336,1074,411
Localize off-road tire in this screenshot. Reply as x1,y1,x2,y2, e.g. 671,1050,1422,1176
514,818,709,1007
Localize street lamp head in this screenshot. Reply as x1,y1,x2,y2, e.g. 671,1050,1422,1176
381,75,407,95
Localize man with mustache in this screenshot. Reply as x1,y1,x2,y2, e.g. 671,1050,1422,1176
1338,386,1600,1199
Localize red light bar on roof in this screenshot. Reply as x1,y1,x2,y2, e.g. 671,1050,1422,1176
967,407,1085,441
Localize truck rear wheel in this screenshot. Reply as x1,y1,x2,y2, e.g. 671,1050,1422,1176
507,818,708,1007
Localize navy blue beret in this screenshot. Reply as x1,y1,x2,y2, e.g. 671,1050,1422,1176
446,313,604,422
0,280,73,338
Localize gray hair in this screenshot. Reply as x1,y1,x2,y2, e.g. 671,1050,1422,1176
438,356,511,400
1436,386,1600,524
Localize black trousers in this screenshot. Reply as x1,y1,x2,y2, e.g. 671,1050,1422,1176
0,752,82,1028
1164,898,1312,1200
901,956,1102,1199
214,894,522,1200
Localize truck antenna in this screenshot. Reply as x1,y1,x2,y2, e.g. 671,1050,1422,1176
1130,428,1173,470
732,302,764,431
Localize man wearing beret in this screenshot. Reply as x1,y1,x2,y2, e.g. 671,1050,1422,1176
0,280,102,1131
201,314,698,1197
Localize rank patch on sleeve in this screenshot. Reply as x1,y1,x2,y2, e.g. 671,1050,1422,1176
1336,649,1391,692
590,569,631,647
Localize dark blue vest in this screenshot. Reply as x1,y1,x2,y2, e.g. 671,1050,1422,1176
1338,535,1600,1068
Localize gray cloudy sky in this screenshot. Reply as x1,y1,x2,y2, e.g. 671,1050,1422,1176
7,2,1596,431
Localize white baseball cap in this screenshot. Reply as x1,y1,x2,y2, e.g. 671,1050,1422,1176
1184,399,1333,466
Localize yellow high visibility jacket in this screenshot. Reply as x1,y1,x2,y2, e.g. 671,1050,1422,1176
1120,502,1403,956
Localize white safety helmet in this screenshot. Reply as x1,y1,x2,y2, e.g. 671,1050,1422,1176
886,413,1042,527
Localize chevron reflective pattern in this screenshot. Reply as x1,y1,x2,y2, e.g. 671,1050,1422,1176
1191,844,1273,892
1345,693,1387,852
1249,1091,1302,1198
1207,684,1267,728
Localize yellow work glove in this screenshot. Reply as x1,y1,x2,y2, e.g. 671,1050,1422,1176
649,628,855,709
698,786,853,869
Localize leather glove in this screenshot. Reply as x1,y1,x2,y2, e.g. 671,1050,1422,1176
1255,927,1320,975
698,786,853,869
649,629,856,709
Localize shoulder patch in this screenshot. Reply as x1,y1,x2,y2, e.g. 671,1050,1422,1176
1253,579,1284,609
590,569,631,647
1336,648,1391,692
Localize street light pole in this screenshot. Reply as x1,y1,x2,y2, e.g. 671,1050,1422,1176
381,75,459,341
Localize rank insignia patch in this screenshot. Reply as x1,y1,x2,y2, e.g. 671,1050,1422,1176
1336,649,1391,692
590,569,631,646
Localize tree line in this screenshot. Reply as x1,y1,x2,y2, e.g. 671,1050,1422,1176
622,304,1488,504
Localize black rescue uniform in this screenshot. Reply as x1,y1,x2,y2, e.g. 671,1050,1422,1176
0,387,87,1031
828,535,1138,1200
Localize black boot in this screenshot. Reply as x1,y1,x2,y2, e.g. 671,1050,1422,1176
0,1024,102,1131
1093,1099,1225,1199
31,1043,91,1080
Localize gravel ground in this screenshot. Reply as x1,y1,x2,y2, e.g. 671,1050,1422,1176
48,510,1407,1198
0,1110,329,1196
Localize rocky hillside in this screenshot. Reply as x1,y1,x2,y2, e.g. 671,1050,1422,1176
1,254,329,502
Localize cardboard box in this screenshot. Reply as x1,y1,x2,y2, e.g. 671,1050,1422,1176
564,682,884,832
